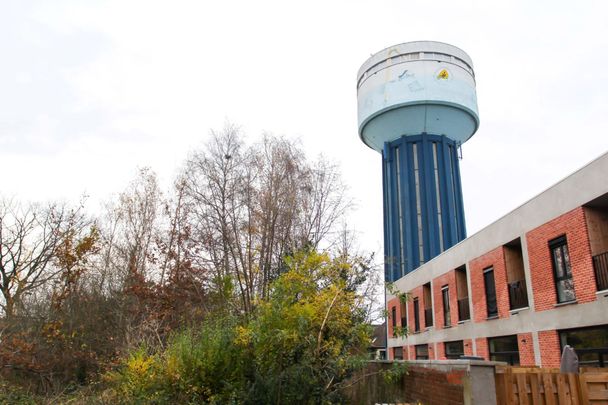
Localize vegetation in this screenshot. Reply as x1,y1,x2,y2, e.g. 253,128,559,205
0,125,385,403
105,251,372,404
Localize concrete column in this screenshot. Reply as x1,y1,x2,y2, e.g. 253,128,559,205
532,330,542,366
465,262,475,321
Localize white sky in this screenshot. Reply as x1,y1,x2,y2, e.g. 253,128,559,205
2,0,608,259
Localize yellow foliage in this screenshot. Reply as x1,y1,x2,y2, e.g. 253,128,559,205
234,325,252,347
125,352,155,378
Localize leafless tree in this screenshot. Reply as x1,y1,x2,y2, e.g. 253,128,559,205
0,199,87,318
94,167,162,290
298,158,351,250
181,124,352,313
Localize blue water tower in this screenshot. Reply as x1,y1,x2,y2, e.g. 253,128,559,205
357,41,479,281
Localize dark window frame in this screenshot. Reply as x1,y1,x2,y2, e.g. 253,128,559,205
413,298,420,332
391,306,397,337
484,266,498,318
415,344,429,360
400,301,407,329
549,235,576,303
423,282,433,328
444,340,464,360
488,335,520,365
442,285,451,327
393,346,404,360
559,324,608,368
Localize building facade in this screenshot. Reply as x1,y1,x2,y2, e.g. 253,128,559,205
386,152,608,367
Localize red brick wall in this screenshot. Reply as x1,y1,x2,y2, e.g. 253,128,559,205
409,286,424,333
347,363,467,405
517,333,535,366
409,345,416,360
469,246,510,322
432,270,458,329
387,296,400,339
464,339,473,356
526,207,596,311
428,343,436,360
403,345,410,360
401,366,465,405
539,330,561,368
437,341,446,360
475,337,489,360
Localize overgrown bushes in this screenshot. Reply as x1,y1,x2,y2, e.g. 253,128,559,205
0,128,382,402
106,251,373,404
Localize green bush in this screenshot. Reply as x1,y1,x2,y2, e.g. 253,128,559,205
107,250,374,404
0,379,39,405
107,315,250,404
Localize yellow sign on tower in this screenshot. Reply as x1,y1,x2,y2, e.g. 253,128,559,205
437,69,450,80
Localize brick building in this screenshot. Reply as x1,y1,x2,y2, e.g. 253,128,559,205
386,152,608,367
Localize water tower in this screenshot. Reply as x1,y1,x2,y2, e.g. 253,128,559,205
357,41,479,281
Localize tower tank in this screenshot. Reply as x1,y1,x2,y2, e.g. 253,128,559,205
357,41,479,281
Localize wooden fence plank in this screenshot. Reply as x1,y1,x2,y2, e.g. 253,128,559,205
555,374,569,405
567,373,580,405
543,373,556,405
517,373,530,405
580,367,604,374
495,372,507,405
587,391,608,401
584,374,608,383
495,366,608,405
501,373,511,405
507,373,519,405
529,373,542,405
579,373,591,404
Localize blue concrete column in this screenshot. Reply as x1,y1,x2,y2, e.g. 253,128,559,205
383,134,467,281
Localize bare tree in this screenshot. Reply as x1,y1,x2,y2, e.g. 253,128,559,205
95,167,162,290
298,158,351,250
182,123,246,310
181,125,352,313
0,199,87,318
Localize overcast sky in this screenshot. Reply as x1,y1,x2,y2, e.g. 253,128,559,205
2,0,607,259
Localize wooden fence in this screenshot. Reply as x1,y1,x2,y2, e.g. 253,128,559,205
495,366,608,404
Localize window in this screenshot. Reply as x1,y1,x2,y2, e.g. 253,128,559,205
393,347,403,360
455,265,470,321
391,306,397,337
505,238,529,310
550,236,576,303
445,341,464,360
442,285,451,327
423,283,433,328
560,325,608,368
415,344,429,360
489,335,520,365
400,301,407,330
413,298,420,332
484,267,498,318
